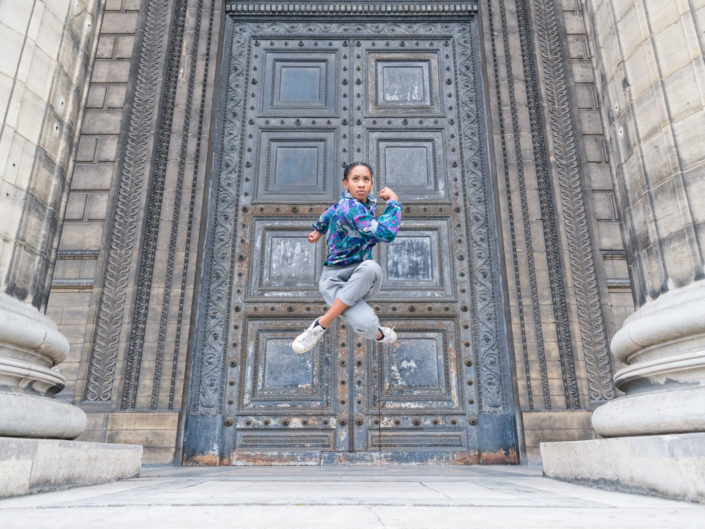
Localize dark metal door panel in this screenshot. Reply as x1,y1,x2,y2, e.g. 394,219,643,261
227,35,354,463
354,37,472,459
189,18,517,465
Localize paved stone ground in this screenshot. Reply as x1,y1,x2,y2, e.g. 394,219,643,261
1,465,703,528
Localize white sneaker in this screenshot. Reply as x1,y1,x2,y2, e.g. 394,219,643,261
376,326,397,344
292,319,327,354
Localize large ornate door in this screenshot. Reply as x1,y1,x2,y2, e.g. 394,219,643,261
185,14,517,465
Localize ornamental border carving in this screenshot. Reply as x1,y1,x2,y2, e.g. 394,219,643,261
121,0,190,410
167,0,219,410
530,0,615,401
83,0,174,403
484,1,552,410
512,0,581,409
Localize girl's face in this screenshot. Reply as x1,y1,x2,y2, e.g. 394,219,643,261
344,165,373,202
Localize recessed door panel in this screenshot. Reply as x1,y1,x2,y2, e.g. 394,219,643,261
368,52,441,114
262,51,337,114
256,129,337,201
368,130,448,201
249,219,324,298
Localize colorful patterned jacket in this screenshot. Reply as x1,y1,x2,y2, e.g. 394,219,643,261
313,191,403,267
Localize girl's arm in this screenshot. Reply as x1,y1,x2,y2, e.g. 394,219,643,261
312,204,336,233
309,204,336,243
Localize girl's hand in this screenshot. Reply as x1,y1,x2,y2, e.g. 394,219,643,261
308,230,322,243
378,187,399,202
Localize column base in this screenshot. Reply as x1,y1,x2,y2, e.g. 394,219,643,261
0,437,142,498
541,433,705,503
592,386,705,437
0,294,86,439
0,392,86,439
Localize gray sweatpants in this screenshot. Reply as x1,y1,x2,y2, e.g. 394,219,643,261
319,260,382,340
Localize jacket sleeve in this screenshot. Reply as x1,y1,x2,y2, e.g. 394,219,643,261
347,200,403,243
312,204,336,233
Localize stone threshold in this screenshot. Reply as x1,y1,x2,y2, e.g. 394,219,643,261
541,433,705,504
0,437,142,498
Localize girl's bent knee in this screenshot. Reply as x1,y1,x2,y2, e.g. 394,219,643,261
354,324,380,341
351,315,379,341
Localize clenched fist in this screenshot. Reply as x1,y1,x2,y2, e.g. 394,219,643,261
378,187,399,202
308,230,323,243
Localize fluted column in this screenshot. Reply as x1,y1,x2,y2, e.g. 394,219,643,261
0,0,105,438
583,0,705,436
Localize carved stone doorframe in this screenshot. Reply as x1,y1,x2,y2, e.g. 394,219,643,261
183,2,521,464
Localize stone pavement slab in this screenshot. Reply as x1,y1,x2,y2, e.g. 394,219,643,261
0,465,703,528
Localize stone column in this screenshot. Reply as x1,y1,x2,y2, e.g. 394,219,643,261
0,1,105,438
583,0,705,437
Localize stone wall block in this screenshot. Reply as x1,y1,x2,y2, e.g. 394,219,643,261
0,1,34,36
91,59,131,83
616,6,646,60
0,23,25,81
37,109,68,167
76,136,97,160
80,109,123,134
85,85,107,109
101,12,139,34
26,46,58,105
639,132,678,187
15,89,46,144
56,223,104,251
71,162,115,189
115,35,135,58
632,86,667,140
50,66,81,124
105,84,126,108
122,0,142,11
0,437,142,498
622,44,655,100
0,182,24,242
96,137,118,162
672,109,705,169
30,151,67,214
599,29,622,79
86,192,109,220
663,63,704,122
97,35,116,59
652,22,696,78
35,7,63,60
64,193,88,220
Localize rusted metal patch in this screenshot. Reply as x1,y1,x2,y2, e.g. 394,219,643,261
480,448,519,465
185,453,220,466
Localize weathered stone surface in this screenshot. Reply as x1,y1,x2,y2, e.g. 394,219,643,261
0,437,142,498
541,433,705,503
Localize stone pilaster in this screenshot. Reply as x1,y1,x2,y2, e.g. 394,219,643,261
0,0,105,438
581,0,705,437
